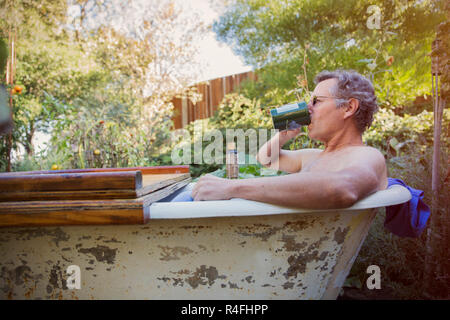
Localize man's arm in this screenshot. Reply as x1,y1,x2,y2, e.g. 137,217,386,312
193,148,387,209
256,129,322,173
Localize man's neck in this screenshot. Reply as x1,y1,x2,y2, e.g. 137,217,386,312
322,127,364,153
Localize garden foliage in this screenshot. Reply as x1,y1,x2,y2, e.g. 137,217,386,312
0,0,207,171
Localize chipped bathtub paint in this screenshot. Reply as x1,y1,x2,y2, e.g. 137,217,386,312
0,209,377,299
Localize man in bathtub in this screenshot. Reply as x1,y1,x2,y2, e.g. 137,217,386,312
191,69,388,209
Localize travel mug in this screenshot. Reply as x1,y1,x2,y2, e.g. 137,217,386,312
270,101,311,131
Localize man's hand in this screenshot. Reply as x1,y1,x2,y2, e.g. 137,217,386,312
192,174,236,201
279,128,302,143
257,127,306,173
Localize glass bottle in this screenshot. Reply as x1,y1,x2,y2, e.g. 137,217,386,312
226,142,238,179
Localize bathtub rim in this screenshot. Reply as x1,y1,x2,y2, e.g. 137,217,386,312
149,184,411,220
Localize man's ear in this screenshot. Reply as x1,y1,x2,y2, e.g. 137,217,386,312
343,98,359,120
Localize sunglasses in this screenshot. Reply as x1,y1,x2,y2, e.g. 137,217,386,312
310,95,337,106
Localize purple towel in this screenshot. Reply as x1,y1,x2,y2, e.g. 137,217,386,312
385,178,430,238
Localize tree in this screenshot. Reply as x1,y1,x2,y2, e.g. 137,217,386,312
0,0,210,170
63,0,209,165
70,0,208,111
0,0,75,167
213,0,446,108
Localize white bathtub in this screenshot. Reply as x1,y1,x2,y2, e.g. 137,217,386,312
0,184,410,300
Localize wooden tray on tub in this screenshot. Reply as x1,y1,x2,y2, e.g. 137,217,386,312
0,165,190,227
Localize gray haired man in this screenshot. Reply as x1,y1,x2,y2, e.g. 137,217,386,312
192,70,387,209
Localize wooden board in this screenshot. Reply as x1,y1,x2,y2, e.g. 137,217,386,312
0,178,191,227
0,165,189,176
139,173,190,197
0,173,190,201
0,171,143,193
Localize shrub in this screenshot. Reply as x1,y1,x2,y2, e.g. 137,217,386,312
208,92,271,129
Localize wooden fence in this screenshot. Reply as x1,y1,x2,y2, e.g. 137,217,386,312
171,71,257,129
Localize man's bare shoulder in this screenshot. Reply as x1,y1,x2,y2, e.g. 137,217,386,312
350,146,386,163
345,146,388,190
343,146,386,172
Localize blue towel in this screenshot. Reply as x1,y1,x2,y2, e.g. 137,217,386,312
385,178,430,238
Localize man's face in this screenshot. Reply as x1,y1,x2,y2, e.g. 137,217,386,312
307,78,344,142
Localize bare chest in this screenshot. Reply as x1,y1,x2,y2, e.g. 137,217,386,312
301,152,353,173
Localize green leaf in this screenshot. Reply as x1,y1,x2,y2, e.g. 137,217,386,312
260,167,278,176
0,85,12,134
389,137,399,148
367,63,377,71
0,38,7,76
209,168,226,178
238,173,255,179
389,157,407,169
357,58,373,64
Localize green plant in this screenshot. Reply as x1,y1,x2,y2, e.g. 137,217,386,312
214,0,445,112
208,93,271,129
192,153,285,181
